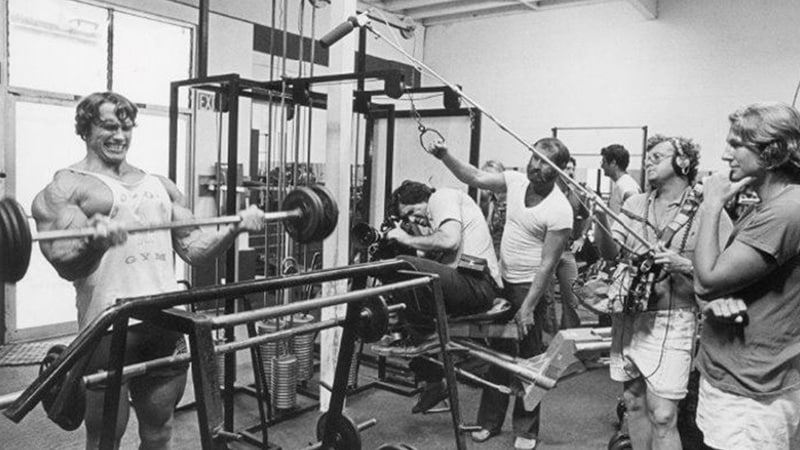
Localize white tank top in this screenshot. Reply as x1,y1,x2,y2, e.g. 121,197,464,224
70,170,179,328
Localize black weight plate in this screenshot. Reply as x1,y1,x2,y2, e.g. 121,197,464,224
316,411,362,450
282,186,322,244
309,184,338,241
8,198,32,283
0,199,10,283
0,199,25,283
39,344,67,414
357,296,390,343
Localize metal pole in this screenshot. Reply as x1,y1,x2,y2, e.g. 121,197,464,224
364,24,655,252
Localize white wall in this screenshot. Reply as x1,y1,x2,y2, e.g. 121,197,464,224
422,0,800,172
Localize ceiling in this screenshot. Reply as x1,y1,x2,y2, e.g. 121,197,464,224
358,0,657,27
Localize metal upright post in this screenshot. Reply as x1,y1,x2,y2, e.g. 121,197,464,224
223,77,241,432
99,318,129,450
431,276,467,450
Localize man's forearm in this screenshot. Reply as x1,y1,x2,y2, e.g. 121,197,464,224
175,225,240,265
44,239,106,281
694,203,724,282
593,212,619,260
440,153,483,188
403,232,457,253
521,260,559,312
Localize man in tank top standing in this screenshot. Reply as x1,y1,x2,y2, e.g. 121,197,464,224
31,91,266,449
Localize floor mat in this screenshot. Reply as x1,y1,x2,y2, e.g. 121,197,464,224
0,339,73,366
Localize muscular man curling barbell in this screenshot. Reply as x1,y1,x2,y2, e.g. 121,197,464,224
31,91,266,449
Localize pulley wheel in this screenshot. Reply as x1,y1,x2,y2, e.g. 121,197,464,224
316,411,362,450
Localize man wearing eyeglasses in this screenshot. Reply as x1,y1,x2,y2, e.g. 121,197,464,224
594,135,732,450
31,91,266,449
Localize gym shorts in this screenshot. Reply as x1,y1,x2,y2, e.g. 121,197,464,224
609,308,696,400
696,376,800,450
85,321,189,390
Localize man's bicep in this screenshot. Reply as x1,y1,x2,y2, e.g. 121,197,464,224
436,220,463,248
157,175,189,208
475,171,507,193
542,228,570,262
31,185,88,231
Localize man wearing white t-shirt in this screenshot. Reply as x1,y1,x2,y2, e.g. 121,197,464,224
431,138,573,450
601,144,641,213
372,180,502,414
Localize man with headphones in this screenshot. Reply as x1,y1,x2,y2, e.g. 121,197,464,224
594,135,733,450
694,103,800,450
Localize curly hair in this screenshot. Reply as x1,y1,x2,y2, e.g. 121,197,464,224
74,92,138,140
388,180,435,217
600,144,630,171
728,102,800,181
646,134,701,183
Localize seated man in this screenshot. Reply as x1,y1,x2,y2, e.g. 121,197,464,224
372,179,502,413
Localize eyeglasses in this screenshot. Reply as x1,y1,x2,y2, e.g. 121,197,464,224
645,151,674,164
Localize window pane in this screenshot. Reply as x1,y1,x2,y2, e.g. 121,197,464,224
12,102,192,330
113,12,192,107
126,113,189,185
9,0,108,94
14,101,86,329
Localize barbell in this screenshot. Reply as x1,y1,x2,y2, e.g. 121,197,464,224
0,185,339,284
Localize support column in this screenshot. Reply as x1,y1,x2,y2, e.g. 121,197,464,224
319,0,357,410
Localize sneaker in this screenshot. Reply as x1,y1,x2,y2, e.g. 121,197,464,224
373,332,403,347
411,380,448,414
370,334,440,357
470,428,498,443
514,436,538,450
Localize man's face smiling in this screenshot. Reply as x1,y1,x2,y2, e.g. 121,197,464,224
86,102,134,166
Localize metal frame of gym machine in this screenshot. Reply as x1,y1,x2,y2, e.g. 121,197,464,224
3,259,460,449
162,66,412,448
352,90,482,397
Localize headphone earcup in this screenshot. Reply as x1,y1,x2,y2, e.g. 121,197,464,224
670,138,692,176
672,153,691,176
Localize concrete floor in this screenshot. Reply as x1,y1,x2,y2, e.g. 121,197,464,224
0,350,620,450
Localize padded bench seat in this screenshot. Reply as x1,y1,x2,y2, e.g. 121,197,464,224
449,298,518,340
